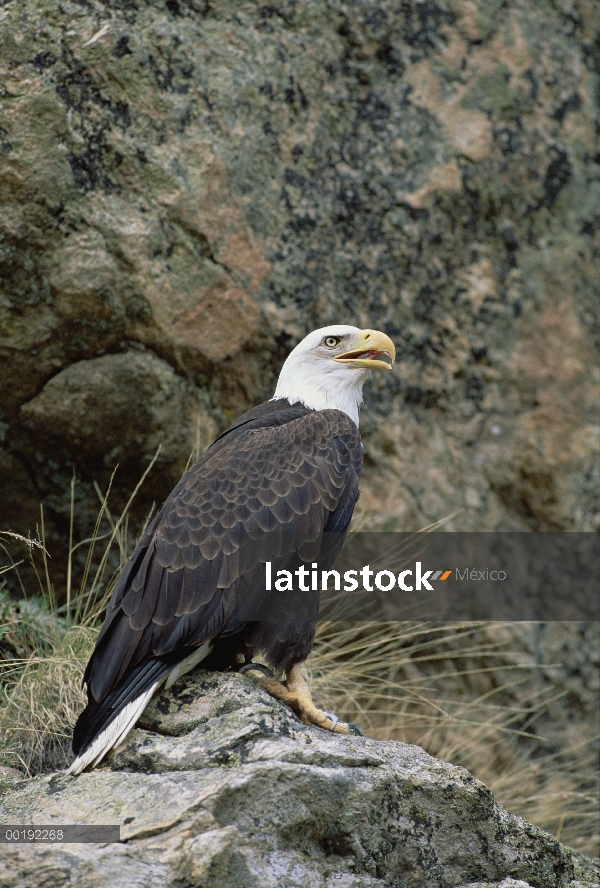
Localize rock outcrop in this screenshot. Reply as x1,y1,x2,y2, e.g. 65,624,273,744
1,0,598,568
2,670,598,888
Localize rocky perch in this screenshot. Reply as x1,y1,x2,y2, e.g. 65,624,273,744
0,671,597,888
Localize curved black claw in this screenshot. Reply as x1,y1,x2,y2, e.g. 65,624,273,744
238,662,275,679
347,722,363,736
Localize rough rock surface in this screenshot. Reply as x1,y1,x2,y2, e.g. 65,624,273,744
1,0,599,563
1,670,597,888
20,350,212,472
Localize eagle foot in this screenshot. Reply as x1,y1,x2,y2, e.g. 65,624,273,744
243,663,362,736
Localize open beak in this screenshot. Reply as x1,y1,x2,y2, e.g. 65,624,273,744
333,329,396,370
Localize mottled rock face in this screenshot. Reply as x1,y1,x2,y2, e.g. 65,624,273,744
0,1,598,564
0,670,586,888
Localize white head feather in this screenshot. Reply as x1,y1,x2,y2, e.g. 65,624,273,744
271,325,372,426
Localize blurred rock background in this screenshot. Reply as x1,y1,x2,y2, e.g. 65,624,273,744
1,0,598,564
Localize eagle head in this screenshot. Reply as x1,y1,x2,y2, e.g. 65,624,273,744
272,325,396,425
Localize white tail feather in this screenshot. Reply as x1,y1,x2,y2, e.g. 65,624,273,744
66,642,212,776
65,681,161,776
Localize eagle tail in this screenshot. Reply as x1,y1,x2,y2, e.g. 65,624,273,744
65,678,163,776
66,642,212,776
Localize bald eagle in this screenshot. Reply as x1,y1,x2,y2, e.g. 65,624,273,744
67,325,395,775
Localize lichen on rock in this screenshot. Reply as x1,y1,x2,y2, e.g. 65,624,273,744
1,670,591,888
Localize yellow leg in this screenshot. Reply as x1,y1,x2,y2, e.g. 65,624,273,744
242,662,362,735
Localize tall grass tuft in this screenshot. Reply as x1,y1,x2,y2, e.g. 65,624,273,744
0,614,95,775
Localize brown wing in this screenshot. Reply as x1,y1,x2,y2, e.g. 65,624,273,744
85,408,362,701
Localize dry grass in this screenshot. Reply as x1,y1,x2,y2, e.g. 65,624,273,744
0,618,95,774
0,458,159,776
0,472,597,858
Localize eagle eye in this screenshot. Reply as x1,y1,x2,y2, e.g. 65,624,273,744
323,336,341,348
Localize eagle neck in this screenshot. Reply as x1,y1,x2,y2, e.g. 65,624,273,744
271,367,365,426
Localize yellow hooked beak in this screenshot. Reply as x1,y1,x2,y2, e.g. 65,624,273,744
333,329,396,370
